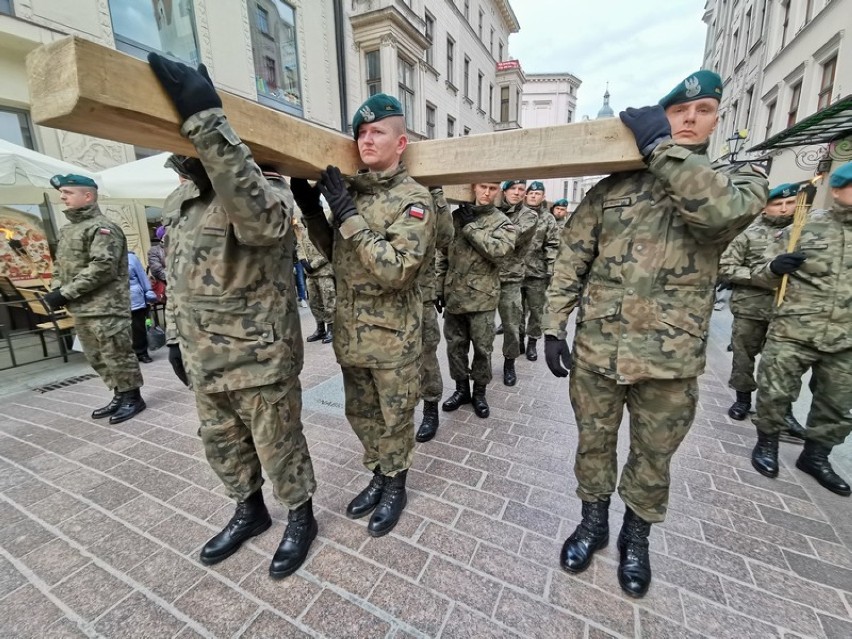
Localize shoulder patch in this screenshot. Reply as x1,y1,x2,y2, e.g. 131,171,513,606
408,203,426,220
603,197,632,209
97,228,111,235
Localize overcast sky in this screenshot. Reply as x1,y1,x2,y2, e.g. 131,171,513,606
508,1,709,120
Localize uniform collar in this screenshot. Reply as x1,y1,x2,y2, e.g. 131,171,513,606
62,203,101,223
761,213,794,228
831,202,852,224
349,162,409,195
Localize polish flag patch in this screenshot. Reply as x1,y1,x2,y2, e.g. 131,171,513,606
98,228,111,235
409,205,425,219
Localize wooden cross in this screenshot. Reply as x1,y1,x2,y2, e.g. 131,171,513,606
27,37,644,200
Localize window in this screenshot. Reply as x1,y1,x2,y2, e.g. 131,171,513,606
818,56,837,110
730,28,739,65
786,81,801,128
477,72,483,109
463,56,471,99
256,5,270,35
424,12,434,66
365,50,381,96
398,57,415,130
0,0,11,14
500,86,510,122
498,41,503,62
744,87,754,131
478,9,483,39
781,1,791,48
446,37,455,85
572,181,579,203
463,126,471,136
248,1,302,115
447,115,455,138
730,100,739,134
744,9,753,48
489,84,494,118
463,0,469,21
764,100,776,140
563,181,569,199
567,109,573,123
490,28,494,56
108,0,200,64
805,0,814,22
426,104,436,139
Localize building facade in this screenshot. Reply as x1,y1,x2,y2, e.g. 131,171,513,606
702,0,852,206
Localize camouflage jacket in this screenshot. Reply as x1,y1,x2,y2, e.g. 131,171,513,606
718,215,791,321
498,201,539,283
524,205,560,279
419,187,454,303
543,141,768,383
438,202,517,314
296,225,333,278
163,108,302,393
752,203,852,353
52,204,130,318
304,163,435,369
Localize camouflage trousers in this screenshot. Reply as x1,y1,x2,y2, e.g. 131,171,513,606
420,302,444,403
497,280,523,359
521,277,549,339
728,315,769,392
444,310,495,385
306,275,336,325
75,316,143,393
342,360,419,476
196,376,316,508
755,338,852,447
570,366,698,523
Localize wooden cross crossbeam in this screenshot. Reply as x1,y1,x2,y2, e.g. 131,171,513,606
27,37,644,197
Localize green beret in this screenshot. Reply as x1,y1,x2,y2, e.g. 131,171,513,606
352,93,404,139
552,198,569,208
659,70,723,109
829,162,852,188
767,183,799,201
527,181,545,193
501,179,526,191
50,174,98,190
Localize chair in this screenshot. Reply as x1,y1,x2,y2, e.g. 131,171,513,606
14,286,76,363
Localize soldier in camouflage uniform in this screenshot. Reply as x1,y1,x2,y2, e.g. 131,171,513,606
719,184,805,438
292,94,436,537
439,183,517,418
496,180,538,386
521,181,560,361
295,217,336,344
542,70,767,597
416,186,454,443
550,198,570,228
45,174,147,425
149,54,317,579
751,162,852,497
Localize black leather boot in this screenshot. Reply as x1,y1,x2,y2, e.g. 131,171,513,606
269,498,318,579
416,401,439,443
495,324,504,335
781,410,806,442
472,384,489,418
617,507,652,598
796,441,851,496
503,358,517,386
346,470,386,519
442,379,471,412
525,338,538,361
751,431,779,478
92,390,121,419
368,470,407,537
560,498,609,573
306,322,325,342
109,388,146,424
727,391,751,420
200,489,271,565
322,322,334,344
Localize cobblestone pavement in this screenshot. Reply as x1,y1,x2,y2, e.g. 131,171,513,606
1,307,851,638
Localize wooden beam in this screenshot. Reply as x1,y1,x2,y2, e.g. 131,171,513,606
27,36,644,189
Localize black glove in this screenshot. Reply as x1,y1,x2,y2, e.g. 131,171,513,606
455,204,476,228
8,238,23,253
544,335,572,378
619,106,671,160
148,53,222,121
43,289,68,311
290,178,323,216
168,344,190,386
299,258,315,275
434,295,445,315
319,166,358,226
769,251,807,275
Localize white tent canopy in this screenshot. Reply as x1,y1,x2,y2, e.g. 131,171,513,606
96,152,180,206
0,139,99,205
